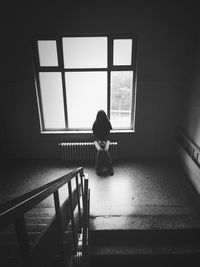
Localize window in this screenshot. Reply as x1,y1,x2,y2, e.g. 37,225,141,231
33,35,137,132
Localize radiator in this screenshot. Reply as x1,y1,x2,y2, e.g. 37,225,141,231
58,142,118,162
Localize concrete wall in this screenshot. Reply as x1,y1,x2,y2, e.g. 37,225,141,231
0,1,193,159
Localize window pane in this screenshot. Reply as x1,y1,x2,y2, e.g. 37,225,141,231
38,40,58,66
39,72,65,129
65,72,107,128
62,37,107,68
113,39,132,66
110,71,133,128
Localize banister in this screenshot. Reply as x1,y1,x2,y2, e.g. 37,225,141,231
180,131,200,154
179,131,200,168
0,167,84,230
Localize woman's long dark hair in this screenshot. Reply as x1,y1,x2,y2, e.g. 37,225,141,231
92,110,112,140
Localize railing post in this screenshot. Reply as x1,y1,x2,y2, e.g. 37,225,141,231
68,181,77,253
14,215,31,267
75,174,82,233
87,188,90,246
81,172,88,214
82,177,88,259
54,190,66,266
80,170,84,198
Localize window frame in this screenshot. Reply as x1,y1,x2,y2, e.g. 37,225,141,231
32,33,138,133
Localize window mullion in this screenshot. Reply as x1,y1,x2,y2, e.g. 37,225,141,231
32,39,46,131
107,72,111,119
131,36,138,130
57,37,68,129
35,72,46,131
107,37,113,119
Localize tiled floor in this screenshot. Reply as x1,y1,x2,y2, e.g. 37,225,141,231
86,159,200,230
87,160,200,216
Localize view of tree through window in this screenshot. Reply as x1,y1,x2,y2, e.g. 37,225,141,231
111,71,133,128
34,35,137,132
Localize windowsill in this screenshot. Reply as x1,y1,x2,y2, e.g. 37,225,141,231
40,129,135,134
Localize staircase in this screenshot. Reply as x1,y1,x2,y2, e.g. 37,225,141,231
0,207,55,266
2,213,200,267
0,167,90,267
89,214,200,267
0,207,77,267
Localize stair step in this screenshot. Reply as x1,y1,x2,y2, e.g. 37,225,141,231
0,231,40,243
0,232,18,243
90,214,200,266
0,207,54,266
90,214,200,231
26,207,55,217
1,257,22,267
0,223,48,258
91,204,200,217
90,246,200,267
25,216,52,225
0,243,21,258
91,229,200,246
27,223,48,231
91,243,200,256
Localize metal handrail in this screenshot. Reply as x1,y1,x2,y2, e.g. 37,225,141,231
179,131,200,167
180,131,200,154
0,167,84,230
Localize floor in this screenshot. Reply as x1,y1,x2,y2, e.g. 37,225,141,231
87,159,200,230
1,159,200,230
88,160,199,216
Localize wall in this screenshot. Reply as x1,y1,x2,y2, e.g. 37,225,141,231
177,3,200,195
182,32,200,148
0,1,193,159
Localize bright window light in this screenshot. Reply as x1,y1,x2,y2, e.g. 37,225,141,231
65,72,107,128
38,40,58,66
39,72,65,129
62,37,107,68
113,39,132,66
110,71,133,128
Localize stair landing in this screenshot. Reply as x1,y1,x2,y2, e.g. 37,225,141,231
87,160,200,230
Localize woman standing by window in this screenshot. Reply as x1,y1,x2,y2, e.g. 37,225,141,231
92,110,114,176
